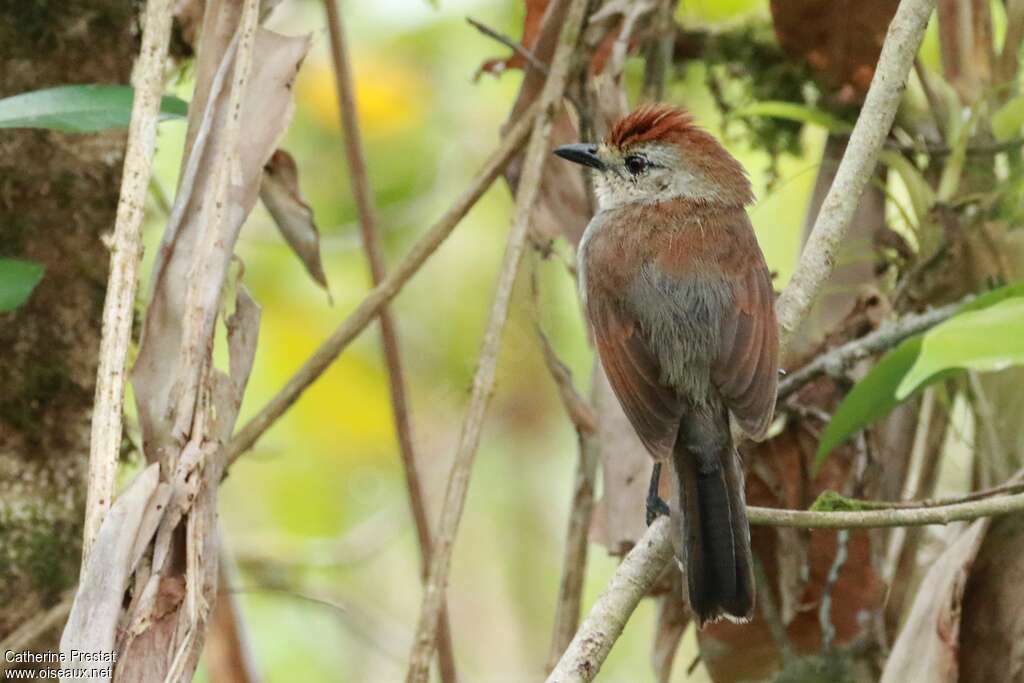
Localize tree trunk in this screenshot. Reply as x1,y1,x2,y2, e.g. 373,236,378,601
0,0,134,657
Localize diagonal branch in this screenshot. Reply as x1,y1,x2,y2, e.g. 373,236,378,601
546,0,938,680
322,2,458,680
403,0,591,680
223,102,538,468
84,0,174,562
777,295,970,400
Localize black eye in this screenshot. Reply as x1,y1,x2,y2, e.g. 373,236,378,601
625,155,647,175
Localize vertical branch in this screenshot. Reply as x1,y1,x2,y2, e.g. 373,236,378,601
404,0,590,680
322,2,458,681
206,542,263,683
543,349,600,669
774,0,937,354
84,0,174,561
641,0,675,102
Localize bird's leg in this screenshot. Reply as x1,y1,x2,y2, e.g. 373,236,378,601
646,461,670,525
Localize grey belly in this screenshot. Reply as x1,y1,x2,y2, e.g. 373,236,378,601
626,263,732,403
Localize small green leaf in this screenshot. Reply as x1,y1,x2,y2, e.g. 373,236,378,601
730,101,854,135
815,282,1024,466
0,259,44,312
815,337,926,467
992,94,1024,142
0,85,188,133
896,298,1024,399
878,150,935,225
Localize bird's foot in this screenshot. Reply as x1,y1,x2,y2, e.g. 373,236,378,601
646,462,670,525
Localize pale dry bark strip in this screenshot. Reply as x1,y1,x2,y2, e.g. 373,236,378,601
322,2,458,681
223,103,538,466
84,0,174,562
404,0,590,680
547,1,938,680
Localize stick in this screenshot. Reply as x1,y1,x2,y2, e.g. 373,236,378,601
84,0,175,562
467,17,550,75
322,2,458,680
223,103,537,467
773,0,938,354
547,1,938,679
404,1,590,679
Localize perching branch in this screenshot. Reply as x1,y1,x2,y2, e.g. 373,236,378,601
777,295,969,400
773,0,938,355
84,0,174,562
322,3,458,681
404,1,591,680
547,0,938,680
223,103,537,467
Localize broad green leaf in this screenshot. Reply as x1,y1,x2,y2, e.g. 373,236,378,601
992,94,1024,142
0,259,44,312
730,101,854,134
815,337,926,467
0,85,187,133
815,282,1024,465
896,298,1024,399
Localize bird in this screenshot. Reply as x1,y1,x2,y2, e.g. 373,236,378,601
553,103,778,626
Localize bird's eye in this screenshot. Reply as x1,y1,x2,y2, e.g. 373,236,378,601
625,155,648,175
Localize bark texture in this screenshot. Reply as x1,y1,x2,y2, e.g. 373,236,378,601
0,0,134,647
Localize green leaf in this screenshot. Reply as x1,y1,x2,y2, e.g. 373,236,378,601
730,101,854,135
0,259,44,312
896,298,1024,399
815,336,926,467
815,282,1024,466
878,150,935,225
992,94,1024,142
0,85,188,133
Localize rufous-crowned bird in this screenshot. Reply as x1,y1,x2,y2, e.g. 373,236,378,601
553,104,778,625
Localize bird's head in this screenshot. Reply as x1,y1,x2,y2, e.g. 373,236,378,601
553,104,753,211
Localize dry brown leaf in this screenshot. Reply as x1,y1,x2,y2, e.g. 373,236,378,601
260,149,329,292
770,0,899,104
588,367,652,554
880,519,991,683
133,27,310,460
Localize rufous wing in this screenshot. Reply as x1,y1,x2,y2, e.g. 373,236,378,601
588,296,683,457
711,248,779,439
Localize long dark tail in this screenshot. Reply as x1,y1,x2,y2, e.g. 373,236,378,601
671,407,755,626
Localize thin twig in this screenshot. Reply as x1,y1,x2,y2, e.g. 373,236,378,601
883,387,935,585
0,592,74,674
404,1,590,680
84,0,175,562
641,0,675,102
777,297,968,400
223,103,538,468
547,365,602,670
206,539,263,683
774,0,937,355
547,1,938,679
467,16,549,75
322,3,458,681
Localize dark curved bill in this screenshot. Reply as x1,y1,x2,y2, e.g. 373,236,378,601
553,143,605,171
